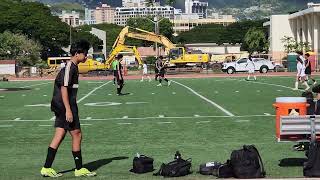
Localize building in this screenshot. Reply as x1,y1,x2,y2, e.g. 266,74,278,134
122,0,160,7
94,4,115,24
184,43,241,55
172,15,236,33
185,0,208,18
59,11,82,27
84,8,96,25
264,3,320,64
114,6,174,26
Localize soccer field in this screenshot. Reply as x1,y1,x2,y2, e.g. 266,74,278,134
0,76,313,179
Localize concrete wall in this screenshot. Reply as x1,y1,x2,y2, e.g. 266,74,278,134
269,15,294,61
0,60,15,75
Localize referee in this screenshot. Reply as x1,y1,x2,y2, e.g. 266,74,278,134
40,40,96,177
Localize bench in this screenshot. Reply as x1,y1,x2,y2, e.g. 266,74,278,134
279,115,320,143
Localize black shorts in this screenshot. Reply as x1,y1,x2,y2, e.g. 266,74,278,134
305,68,311,75
159,69,165,77
54,111,80,131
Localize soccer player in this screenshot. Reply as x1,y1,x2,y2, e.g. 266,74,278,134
115,54,125,95
245,55,256,81
293,51,310,91
111,58,119,85
40,40,96,177
304,53,317,85
141,61,151,82
156,56,171,87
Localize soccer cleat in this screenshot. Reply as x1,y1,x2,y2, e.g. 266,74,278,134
314,81,317,85
74,168,96,177
292,88,298,90
157,83,162,87
168,81,171,86
293,143,305,151
40,167,63,177
140,79,143,82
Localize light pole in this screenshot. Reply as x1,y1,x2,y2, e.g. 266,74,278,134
145,16,166,58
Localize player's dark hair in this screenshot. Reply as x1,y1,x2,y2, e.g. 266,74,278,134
302,91,314,100
305,53,310,57
70,40,90,56
116,54,123,59
312,85,320,93
158,56,163,59
296,51,303,55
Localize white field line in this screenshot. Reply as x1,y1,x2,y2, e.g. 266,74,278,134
20,82,52,88
3,114,274,122
77,81,111,103
157,121,172,124
0,125,13,127
172,80,235,117
49,81,111,120
117,122,132,125
242,80,304,92
196,121,211,124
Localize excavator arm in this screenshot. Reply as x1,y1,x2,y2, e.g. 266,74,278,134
106,26,176,68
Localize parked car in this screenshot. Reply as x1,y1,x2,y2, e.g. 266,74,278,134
222,58,275,74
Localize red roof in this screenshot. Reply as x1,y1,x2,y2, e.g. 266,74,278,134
0,60,16,64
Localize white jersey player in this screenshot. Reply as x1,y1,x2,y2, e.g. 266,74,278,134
246,56,256,81
293,52,309,90
141,61,151,82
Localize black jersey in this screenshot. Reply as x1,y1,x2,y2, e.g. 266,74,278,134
51,61,79,114
115,62,123,79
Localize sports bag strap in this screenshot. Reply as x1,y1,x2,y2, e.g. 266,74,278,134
153,163,164,176
247,145,266,177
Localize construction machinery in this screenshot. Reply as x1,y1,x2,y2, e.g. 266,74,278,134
105,26,209,68
47,26,209,74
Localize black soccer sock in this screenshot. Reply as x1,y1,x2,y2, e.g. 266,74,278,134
72,151,83,170
159,79,162,83
113,78,116,84
44,147,57,168
117,88,120,94
120,84,124,92
164,78,168,82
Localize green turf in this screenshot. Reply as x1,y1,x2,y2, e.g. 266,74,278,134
0,76,317,179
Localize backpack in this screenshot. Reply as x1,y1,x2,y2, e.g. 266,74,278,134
154,152,192,177
130,154,154,174
199,161,221,175
304,142,320,177
230,145,266,178
217,160,234,178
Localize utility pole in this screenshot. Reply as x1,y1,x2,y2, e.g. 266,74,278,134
69,18,72,48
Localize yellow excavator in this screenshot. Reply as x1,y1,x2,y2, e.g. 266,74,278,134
105,26,209,68
47,26,209,73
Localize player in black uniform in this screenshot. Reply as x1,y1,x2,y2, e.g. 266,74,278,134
156,56,171,86
115,54,125,95
40,40,96,177
305,53,316,85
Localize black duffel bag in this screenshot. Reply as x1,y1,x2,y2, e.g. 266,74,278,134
130,154,154,174
230,145,266,178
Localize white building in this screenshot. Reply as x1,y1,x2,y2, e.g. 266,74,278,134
84,8,96,25
94,4,115,24
122,0,160,7
185,0,208,18
172,13,235,33
114,6,174,26
59,11,81,27
264,2,320,63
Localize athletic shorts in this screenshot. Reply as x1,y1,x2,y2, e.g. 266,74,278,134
159,69,165,77
54,111,80,131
